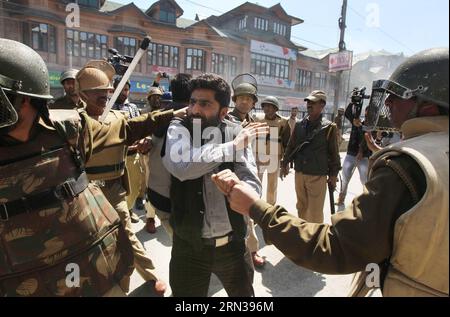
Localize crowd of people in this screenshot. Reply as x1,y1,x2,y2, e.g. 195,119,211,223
0,38,448,297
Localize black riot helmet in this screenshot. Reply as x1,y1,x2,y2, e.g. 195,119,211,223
0,39,53,129
365,48,449,131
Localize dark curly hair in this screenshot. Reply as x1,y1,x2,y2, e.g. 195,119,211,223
170,73,192,103
190,73,231,108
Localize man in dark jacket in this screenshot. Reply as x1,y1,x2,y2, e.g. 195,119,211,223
281,90,341,223
337,106,372,205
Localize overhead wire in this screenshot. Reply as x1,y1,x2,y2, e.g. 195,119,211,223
347,5,414,54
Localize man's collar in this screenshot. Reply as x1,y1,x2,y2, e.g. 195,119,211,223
402,116,448,140
265,114,280,120
230,108,248,120
115,99,130,107
306,113,323,123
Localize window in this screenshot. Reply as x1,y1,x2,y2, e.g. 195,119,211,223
148,43,179,68
115,36,137,57
238,16,248,30
314,73,327,89
254,17,268,31
328,75,337,91
229,56,237,77
273,22,287,36
250,53,289,79
160,2,176,23
211,53,237,76
66,30,107,59
77,0,100,8
186,48,205,71
29,22,56,53
211,53,225,75
296,69,312,90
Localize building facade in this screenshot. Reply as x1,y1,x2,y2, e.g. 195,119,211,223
0,0,348,113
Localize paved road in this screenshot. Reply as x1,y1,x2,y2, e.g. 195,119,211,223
128,153,381,297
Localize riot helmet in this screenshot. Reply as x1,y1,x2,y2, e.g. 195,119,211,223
232,73,258,103
76,60,115,94
261,96,280,111
365,48,449,131
0,39,53,129
60,69,78,84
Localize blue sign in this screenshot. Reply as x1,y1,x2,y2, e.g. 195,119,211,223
130,80,153,94
130,79,170,94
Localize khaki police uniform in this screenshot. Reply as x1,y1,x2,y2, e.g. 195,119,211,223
254,113,290,205
248,116,448,297
85,110,168,290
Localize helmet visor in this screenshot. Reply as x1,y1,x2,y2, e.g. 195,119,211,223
0,86,18,129
371,79,412,98
365,81,398,132
232,73,258,91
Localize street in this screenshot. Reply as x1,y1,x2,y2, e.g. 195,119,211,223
128,153,381,297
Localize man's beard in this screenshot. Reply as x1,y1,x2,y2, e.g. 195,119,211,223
65,88,78,98
150,103,161,111
117,94,127,104
189,113,221,132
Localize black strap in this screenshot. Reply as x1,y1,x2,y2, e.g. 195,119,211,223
147,188,171,213
51,116,85,172
0,172,89,221
287,124,329,163
85,162,125,175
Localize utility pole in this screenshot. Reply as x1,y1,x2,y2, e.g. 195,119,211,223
334,0,348,118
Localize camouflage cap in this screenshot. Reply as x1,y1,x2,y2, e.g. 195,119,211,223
305,90,327,103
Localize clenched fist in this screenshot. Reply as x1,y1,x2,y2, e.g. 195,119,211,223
211,170,260,216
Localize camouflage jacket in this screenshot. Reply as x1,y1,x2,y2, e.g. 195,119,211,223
0,108,173,296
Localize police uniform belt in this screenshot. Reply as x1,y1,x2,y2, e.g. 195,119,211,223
85,162,125,174
0,172,90,221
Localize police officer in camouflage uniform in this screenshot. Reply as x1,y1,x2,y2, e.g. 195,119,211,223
0,39,138,297
49,69,85,110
